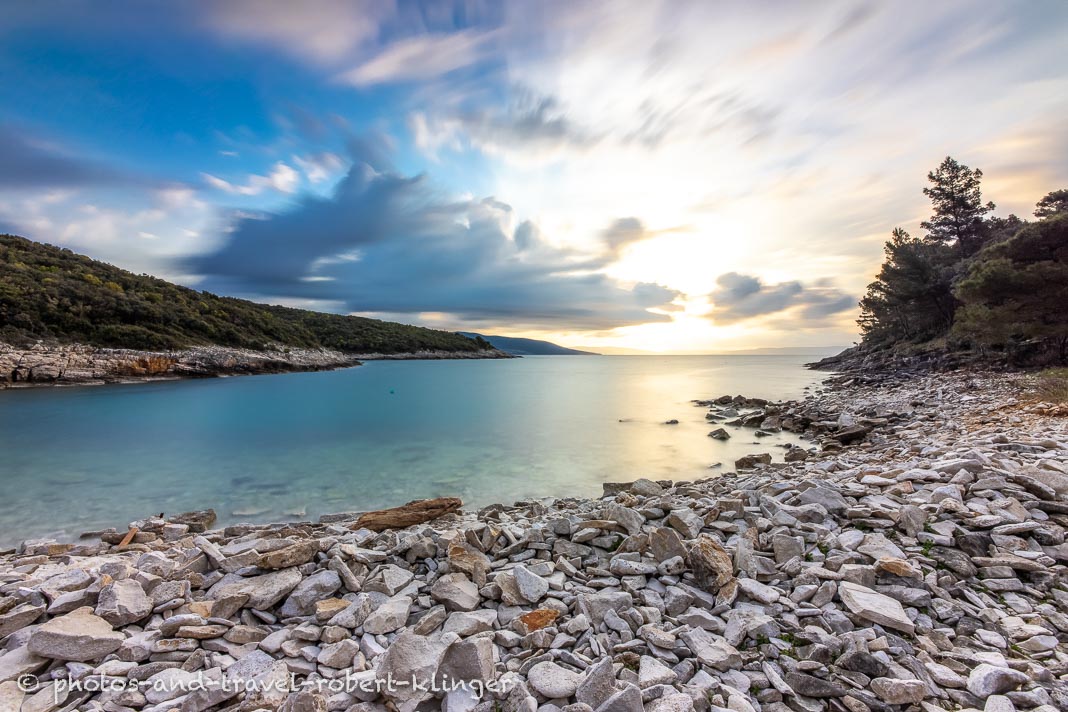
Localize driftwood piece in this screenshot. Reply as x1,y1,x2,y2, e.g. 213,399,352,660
350,497,462,532
118,527,139,548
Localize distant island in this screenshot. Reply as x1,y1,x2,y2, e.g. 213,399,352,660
0,234,505,387
457,332,597,356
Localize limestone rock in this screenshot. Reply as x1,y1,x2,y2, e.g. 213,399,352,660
27,607,124,662
95,579,152,626
528,661,582,699
363,596,412,635
837,582,915,634
431,573,482,611
967,664,1029,698
687,534,734,593
207,567,303,610
870,678,927,705
512,565,550,604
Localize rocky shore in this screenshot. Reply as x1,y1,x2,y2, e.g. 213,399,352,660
0,343,510,389
0,370,1066,712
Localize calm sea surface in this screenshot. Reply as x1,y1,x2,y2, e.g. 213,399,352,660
0,354,832,545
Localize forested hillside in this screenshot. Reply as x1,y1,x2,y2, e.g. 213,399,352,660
858,159,1067,364
0,234,495,354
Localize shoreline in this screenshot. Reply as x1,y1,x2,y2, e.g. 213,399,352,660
0,342,511,390
0,368,1066,711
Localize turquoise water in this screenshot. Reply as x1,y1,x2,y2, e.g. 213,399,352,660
0,355,829,545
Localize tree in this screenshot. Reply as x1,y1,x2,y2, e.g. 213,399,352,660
921,156,995,258
1035,189,1068,219
858,228,956,345
984,214,1027,244
954,215,1068,362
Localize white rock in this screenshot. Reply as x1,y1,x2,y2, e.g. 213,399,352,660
736,578,779,604
638,655,676,688
363,596,412,635
985,695,1016,712
27,607,125,662
207,567,302,610
528,661,582,698
144,668,198,704
431,573,481,611
870,677,927,705
679,628,742,671
967,664,1029,698
837,582,915,634
376,632,449,702
649,692,696,712
95,579,152,626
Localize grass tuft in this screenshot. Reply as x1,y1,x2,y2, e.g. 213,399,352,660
1034,368,1068,403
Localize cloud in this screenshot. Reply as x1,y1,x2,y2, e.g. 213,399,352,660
293,152,345,184
202,162,300,196
412,86,776,163
0,185,215,279
450,92,601,154
336,30,497,87
0,125,130,189
204,0,388,65
602,218,648,256
190,152,679,329
708,272,854,325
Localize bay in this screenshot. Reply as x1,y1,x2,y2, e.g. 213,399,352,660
0,354,830,545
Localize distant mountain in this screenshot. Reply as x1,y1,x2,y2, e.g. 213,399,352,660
0,233,497,356
457,333,597,356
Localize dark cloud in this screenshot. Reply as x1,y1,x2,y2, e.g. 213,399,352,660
708,272,854,325
0,125,129,188
191,152,679,329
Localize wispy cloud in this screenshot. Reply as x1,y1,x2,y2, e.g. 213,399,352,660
0,125,133,189
202,162,300,196
204,0,388,65
293,152,345,184
335,30,498,87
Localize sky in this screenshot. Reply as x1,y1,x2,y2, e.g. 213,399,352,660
1,1,1066,353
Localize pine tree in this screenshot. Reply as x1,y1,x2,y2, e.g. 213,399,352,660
858,228,956,345
920,156,995,258
1034,189,1068,219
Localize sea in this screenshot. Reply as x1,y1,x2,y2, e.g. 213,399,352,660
0,354,834,545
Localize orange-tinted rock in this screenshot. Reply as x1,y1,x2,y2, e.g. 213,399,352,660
517,609,559,633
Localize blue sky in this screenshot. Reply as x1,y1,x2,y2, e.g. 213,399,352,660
1,1,1066,351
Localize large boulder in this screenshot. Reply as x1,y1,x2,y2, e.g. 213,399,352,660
837,582,915,634
95,579,152,626
27,607,124,662
278,570,341,617
207,568,302,610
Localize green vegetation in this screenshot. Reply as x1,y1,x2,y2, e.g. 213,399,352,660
858,157,1068,365
954,216,1068,361
0,234,495,354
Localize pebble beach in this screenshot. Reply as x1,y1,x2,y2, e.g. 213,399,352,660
1,368,1066,712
